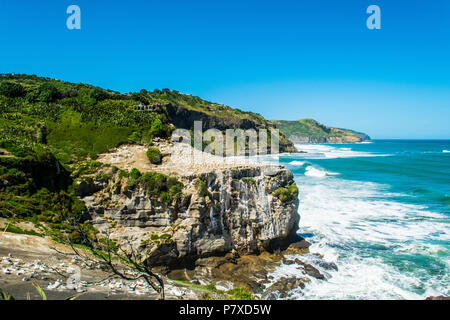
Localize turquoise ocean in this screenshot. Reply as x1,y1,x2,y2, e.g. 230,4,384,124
271,140,450,299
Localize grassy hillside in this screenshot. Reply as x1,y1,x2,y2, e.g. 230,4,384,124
0,74,295,238
273,119,370,143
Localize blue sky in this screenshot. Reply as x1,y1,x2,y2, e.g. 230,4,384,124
0,0,449,138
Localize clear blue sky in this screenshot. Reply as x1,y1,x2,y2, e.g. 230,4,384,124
1,0,449,139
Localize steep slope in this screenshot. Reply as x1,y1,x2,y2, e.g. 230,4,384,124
273,119,370,144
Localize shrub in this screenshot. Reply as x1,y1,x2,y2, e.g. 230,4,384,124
90,88,109,102
0,81,25,98
38,83,59,103
129,168,141,179
149,119,167,137
272,182,298,203
227,287,255,300
118,169,129,179
123,171,183,204
146,147,162,165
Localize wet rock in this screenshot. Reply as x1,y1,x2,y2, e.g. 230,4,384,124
261,291,278,300
319,261,338,271
282,258,295,265
294,259,326,280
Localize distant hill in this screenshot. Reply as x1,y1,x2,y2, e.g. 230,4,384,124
273,119,370,144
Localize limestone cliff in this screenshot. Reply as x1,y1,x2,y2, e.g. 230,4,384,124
76,144,300,268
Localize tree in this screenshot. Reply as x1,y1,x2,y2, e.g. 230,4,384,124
131,92,149,105
38,83,60,103
0,81,25,98
90,87,109,102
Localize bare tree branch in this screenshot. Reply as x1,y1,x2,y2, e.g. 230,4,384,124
54,217,165,299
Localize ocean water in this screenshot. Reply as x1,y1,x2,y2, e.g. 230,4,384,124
273,140,450,299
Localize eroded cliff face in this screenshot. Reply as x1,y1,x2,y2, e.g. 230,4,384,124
288,134,361,144
78,164,300,268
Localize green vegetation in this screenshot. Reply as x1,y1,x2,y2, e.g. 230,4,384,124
122,169,184,205
272,182,299,203
240,177,255,184
2,224,41,236
0,74,172,164
129,168,142,179
226,287,255,300
141,232,174,248
146,147,162,165
194,178,209,197
0,81,25,98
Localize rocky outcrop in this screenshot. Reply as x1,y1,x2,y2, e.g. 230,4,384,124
78,164,300,268
165,104,298,153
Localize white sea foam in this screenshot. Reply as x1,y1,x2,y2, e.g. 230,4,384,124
443,150,450,153
305,166,326,177
304,166,339,178
269,173,450,300
294,144,389,159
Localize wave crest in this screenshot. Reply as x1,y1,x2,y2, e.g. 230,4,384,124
304,166,339,178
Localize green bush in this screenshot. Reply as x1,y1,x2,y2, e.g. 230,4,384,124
122,171,183,205
0,81,25,98
38,83,59,103
90,88,109,102
149,119,167,137
146,147,162,165
272,182,298,203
